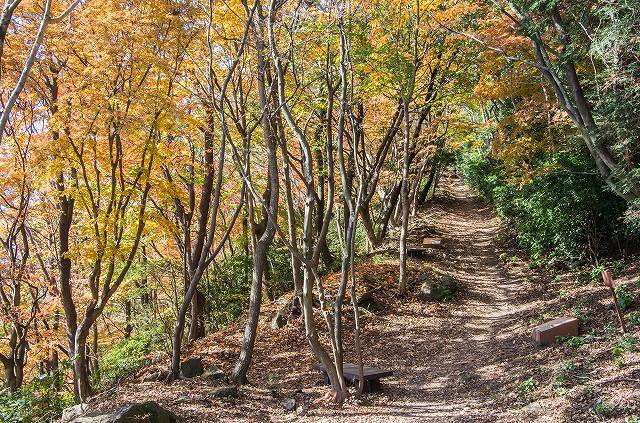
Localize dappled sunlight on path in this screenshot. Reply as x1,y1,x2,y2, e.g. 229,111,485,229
311,176,534,422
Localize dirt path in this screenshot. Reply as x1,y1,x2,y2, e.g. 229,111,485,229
84,175,640,422
96,176,541,422
310,176,531,422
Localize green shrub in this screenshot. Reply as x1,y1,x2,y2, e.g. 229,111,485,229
0,364,73,423
615,286,634,311
612,335,636,365
459,149,629,262
590,264,606,282
200,248,299,333
612,260,626,276
201,253,253,332
593,399,614,418
559,335,588,349
627,311,640,326
518,376,536,398
96,326,167,388
266,246,296,298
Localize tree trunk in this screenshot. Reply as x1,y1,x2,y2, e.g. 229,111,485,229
73,332,92,401
418,160,438,205
231,240,269,383
188,290,206,341
398,98,411,295
232,6,279,383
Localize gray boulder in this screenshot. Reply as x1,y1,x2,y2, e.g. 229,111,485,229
71,401,178,423
202,365,226,381
180,357,203,378
62,403,88,422
417,275,459,302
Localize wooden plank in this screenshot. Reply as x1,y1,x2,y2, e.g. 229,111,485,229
422,237,442,246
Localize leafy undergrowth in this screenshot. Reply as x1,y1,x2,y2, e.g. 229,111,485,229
499,257,640,422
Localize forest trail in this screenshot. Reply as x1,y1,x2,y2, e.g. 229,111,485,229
96,177,558,422
310,175,532,422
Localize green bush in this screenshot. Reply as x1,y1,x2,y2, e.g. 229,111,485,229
459,149,629,261
518,376,536,398
627,311,640,326
200,247,299,332
0,364,73,423
615,286,634,311
96,326,167,389
266,246,296,298
201,253,253,332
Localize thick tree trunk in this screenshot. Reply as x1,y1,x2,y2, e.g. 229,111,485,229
188,290,206,341
2,359,18,392
0,335,25,392
73,332,92,401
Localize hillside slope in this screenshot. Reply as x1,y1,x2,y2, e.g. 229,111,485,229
83,177,640,422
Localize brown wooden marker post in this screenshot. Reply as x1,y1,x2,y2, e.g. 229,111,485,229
602,270,627,334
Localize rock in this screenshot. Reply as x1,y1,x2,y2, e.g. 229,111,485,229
357,290,382,311
202,365,225,381
522,400,545,416
417,275,459,302
180,356,204,378
62,403,88,422
271,311,288,330
142,369,168,382
71,401,177,423
283,397,296,411
212,385,238,398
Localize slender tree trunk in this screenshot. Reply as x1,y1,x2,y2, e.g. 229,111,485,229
278,118,303,309
398,98,411,295
376,181,402,243
232,6,279,383
232,239,270,383
418,160,438,205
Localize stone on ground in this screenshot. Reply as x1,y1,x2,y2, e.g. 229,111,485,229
202,364,226,381
211,385,238,398
283,397,296,411
71,401,177,423
61,403,88,423
180,356,204,378
418,274,459,301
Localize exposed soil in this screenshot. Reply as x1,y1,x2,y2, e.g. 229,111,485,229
84,176,640,422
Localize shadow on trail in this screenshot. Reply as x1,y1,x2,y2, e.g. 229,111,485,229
311,176,545,422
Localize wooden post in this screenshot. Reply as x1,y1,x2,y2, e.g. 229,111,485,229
602,270,627,334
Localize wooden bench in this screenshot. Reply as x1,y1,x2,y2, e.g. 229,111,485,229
313,363,393,393
407,238,443,259
422,237,442,247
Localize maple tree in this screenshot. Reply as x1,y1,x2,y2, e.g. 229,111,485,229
0,0,639,417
